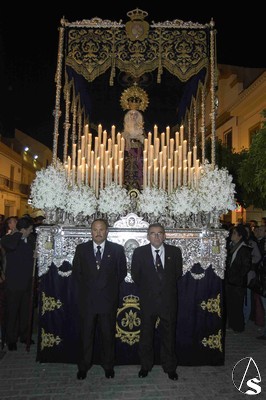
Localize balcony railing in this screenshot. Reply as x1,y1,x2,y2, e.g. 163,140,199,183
0,175,31,196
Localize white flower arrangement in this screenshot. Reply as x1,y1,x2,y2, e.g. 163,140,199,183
30,162,68,210
197,162,236,213
64,184,97,217
169,186,199,216
97,183,131,215
138,186,168,216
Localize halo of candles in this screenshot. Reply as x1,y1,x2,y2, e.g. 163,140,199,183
65,123,201,197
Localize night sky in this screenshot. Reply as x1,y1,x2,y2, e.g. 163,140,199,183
0,5,265,150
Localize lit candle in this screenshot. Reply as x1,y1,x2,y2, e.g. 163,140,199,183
87,144,91,166
77,149,81,167
109,157,113,182
174,163,178,189
84,124,89,136
166,126,170,157
72,143,77,168
154,166,159,187
144,138,148,153
182,140,187,162
183,167,188,185
102,130,107,149
148,132,152,149
178,145,182,168
193,145,197,166
143,158,147,189
117,132,121,149
100,165,104,189
154,125,158,142
94,137,99,158
149,145,154,167
120,137,125,154
147,165,151,188
100,144,104,166
114,165,119,185
153,159,158,184
155,137,160,159
98,124,102,141
162,166,166,190
106,165,110,186
187,151,192,168
105,150,109,168
119,158,124,186
111,125,116,144
81,157,85,184
81,135,85,158
90,151,94,188
169,138,174,161
85,164,89,184
107,138,112,154
161,132,165,149
72,165,76,186
114,144,118,166
175,131,179,149
95,157,100,197
180,125,184,144
167,159,172,194
163,146,167,167
178,167,182,186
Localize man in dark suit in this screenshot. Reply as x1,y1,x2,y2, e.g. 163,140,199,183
131,223,183,381
1,216,35,351
72,218,127,380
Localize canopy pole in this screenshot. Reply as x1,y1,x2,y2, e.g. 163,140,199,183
52,23,65,165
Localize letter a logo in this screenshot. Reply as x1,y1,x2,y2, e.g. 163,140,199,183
232,357,262,395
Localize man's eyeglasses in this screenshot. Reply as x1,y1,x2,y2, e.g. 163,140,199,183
149,232,164,238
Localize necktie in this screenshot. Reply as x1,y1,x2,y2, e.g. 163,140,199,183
95,245,101,270
155,249,164,280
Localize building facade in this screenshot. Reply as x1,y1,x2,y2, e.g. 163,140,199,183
0,129,52,218
207,65,266,224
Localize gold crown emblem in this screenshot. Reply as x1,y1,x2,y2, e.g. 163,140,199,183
122,294,139,304
120,84,149,111
127,8,148,21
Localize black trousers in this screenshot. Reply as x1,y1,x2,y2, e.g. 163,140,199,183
6,287,31,343
78,310,117,372
138,310,177,372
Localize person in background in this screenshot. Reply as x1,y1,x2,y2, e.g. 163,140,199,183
0,214,5,237
0,217,35,350
225,224,252,333
249,220,258,231
131,223,183,381
30,210,46,230
243,224,262,325
72,218,127,380
2,216,18,237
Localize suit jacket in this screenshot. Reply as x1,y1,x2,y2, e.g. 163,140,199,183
1,231,35,291
131,243,183,315
72,240,127,315
226,241,252,287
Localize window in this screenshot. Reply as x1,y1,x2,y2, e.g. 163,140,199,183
224,129,232,149
249,123,260,145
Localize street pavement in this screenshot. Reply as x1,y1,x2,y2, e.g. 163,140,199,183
0,320,265,399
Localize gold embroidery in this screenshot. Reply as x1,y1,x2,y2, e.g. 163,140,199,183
202,329,223,352
200,293,221,318
41,328,62,350
41,292,63,316
116,295,141,345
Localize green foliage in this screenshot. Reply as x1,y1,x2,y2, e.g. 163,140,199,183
238,110,266,209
